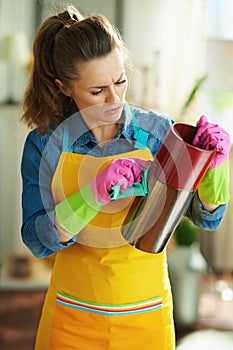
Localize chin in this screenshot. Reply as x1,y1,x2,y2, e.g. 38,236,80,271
104,105,124,123
80,103,124,127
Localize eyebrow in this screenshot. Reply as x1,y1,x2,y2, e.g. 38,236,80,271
88,73,125,89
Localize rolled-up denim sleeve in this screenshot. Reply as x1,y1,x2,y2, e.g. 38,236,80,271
186,191,227,231
21,130,76,258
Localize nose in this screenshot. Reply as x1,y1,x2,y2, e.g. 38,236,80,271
106,86,120,104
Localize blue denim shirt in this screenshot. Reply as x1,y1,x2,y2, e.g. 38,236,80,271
21,103,226,258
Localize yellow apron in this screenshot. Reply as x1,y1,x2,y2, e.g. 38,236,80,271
34,141,175,349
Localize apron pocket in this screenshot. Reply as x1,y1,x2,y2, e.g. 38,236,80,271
49,291,166,350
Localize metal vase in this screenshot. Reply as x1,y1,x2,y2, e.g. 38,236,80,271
121,122,216,254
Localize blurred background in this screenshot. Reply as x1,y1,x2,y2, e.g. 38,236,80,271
0,0,232,349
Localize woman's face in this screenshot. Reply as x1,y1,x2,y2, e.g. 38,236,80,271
60,48,128,126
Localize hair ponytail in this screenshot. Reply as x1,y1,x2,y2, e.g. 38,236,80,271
22,7,82,133
22,6,130,134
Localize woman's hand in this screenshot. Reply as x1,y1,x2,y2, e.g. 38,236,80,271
192,115,231,210
192,115,230,169
90,158,147,205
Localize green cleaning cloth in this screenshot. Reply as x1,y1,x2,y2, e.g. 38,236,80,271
110,165,150,199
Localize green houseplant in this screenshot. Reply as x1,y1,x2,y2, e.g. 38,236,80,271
174,218,199,246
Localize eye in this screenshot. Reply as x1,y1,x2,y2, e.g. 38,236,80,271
115,79,126,86
91,89,103,95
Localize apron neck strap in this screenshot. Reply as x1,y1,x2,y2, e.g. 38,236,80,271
62,125,73,152
131,109,149,149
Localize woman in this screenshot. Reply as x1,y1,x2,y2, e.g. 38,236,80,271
21,5,230,350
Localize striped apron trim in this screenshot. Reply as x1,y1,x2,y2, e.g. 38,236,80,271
56,292,163,316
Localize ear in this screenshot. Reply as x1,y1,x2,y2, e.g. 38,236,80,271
55,79,72,97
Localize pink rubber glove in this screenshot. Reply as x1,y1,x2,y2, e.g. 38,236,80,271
192,115,231,169
90,158,146,205
55,158,152,234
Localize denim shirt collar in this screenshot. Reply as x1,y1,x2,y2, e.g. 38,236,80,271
68,102,135,149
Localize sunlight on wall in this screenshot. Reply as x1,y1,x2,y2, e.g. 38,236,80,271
203,0,233,141
124,0,207,122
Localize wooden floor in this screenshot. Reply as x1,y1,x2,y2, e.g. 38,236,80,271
0,290,46,350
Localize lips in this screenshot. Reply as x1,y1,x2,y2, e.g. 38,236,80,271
104,105,122,114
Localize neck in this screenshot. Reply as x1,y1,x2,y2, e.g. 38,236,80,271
91,123,120,146
82,112,124,146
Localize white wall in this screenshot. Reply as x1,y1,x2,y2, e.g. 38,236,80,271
200,147,233,272
0,105,28,258
123,0,207,119
40,0,116,24
0,0,35,103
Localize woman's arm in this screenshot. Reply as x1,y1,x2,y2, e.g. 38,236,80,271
198,197,218,212
21,130,76,258
186,192,227,231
